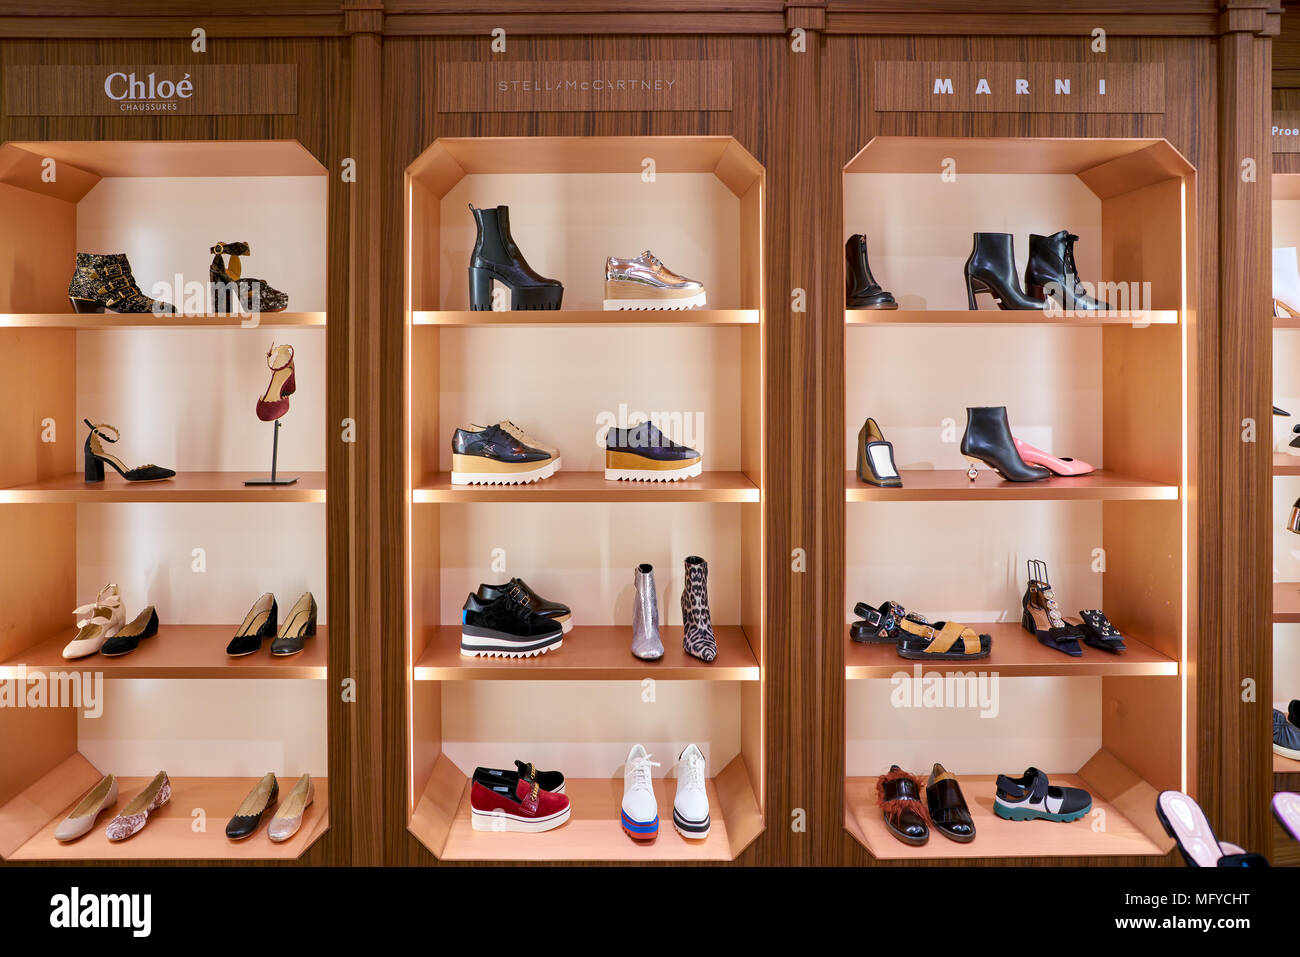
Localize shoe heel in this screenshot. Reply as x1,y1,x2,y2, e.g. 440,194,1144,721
468,267,495,310
304,614,317,637
1021,607,1036,636
84,451,105,483
962,454,982,480
1026,282,1046,302
69,297,105,314
211,279,232,314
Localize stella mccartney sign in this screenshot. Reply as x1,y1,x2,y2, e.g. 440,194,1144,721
3,65,297,116
437,61,732,112
874,62,1164,114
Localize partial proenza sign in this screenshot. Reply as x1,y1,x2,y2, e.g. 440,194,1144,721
1274,112,1300,152
437,61,732,113
4,65,297,116
874,62,1164,114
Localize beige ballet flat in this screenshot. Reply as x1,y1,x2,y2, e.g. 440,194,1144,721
267,773,314,843
54,774,117,842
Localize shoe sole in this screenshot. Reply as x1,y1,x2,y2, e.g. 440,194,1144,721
993,800,1092,823
672,808,711,840
605,460,702,482
460,628,563,658
1275,742,1300,761
602,292,706,311
451,458,556,486
471,804,570,832
621,810,659,840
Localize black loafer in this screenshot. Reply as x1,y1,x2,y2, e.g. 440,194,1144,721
226,772,278,840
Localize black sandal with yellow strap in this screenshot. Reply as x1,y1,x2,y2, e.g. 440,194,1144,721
896,616,991,660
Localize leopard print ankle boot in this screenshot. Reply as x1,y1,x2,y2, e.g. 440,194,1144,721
681,555,716,662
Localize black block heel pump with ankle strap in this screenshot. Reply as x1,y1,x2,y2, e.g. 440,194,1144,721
83,420,176,483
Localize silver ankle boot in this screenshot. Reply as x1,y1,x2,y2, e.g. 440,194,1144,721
631,563,663,660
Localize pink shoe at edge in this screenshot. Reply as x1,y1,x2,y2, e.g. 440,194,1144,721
1012,437,1094,476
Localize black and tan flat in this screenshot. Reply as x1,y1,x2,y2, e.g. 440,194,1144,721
101,606,159,657
226,772,279,840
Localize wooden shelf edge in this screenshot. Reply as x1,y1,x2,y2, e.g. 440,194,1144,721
0,472,328,504
414,309,758,327
1077,747,1176,854
1,757,330,861
1274,453,1300,476
414,624,759,681
846,308,1178,327
409,752,465,860
1274,582,1300,623
0,312,326,329
716,753,764,859
842,626,1178,679
845,469,1179,502
414,471,759,504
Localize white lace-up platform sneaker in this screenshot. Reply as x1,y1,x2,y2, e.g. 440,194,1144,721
673,743,711,839
620,744,661,841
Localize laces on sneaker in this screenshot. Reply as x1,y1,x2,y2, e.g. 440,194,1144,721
678,753,705,790
629,754,661,792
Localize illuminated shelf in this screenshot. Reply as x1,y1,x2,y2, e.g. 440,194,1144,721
843,624,1177,679
415,470,758,504
415,625,757,680
1274,453,1300,476
0,625,327,680
845,469,1178,502
0,312,325,329
0,472,326,504
414,309,756,327
846,309,1177,327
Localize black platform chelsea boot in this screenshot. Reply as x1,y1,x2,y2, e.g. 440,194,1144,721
963,233,1045,311
467,204,564,311
1024,230,1109,311
845,234,897,309
959,406,1050,482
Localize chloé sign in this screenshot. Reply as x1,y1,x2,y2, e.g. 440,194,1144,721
874,62,1164,114
3,65,297,116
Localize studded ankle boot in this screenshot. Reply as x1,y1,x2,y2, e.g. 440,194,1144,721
67,253,176,314
680,555,716,662
210,242,289,313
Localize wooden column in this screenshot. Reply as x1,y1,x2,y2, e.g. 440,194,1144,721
344,0,385,866
1214,0,1278,855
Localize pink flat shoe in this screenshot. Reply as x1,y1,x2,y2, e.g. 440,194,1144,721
1012,437,1094,476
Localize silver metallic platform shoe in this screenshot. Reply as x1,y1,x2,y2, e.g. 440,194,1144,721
603,250,706,311
631,563,664,660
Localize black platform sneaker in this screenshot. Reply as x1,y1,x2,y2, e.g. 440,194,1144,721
460,590,564,658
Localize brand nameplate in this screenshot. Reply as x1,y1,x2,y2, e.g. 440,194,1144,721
1275,112,1300,152
874,62,1163,114
437,61,732,112
3,65,297,116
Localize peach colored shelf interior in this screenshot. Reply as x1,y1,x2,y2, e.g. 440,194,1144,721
0,471,327,503
1,754,328,861
411,752,762,862
414,309,757,326
1276,583,1300,623
416,625,758,680
845,309,1178,326
0,312,325,328
845,771,1169,860
1274,453,1300,476
844,469,1178,502
843,624,1177,679
415,470,758,503
1,625,327,680
1275,753,1300,774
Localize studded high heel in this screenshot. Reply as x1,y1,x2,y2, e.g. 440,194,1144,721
83,420,175,483
256,344,296,422
210,242,289,313
1021,559,1084,657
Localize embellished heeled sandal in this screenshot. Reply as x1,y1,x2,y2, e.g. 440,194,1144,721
850,600,922,643
67,253,176,314
1021,559,1084,657
256,343,297,421
1072,609,1126,653
83,420,175,483
210,242,289,313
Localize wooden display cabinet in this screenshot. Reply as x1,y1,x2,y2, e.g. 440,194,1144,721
0,140,330,861
403,135,764,861
841,137,1194,860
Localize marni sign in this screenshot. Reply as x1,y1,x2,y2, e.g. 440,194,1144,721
874,62,1165,114
438,61,732,112
3,65,297,116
